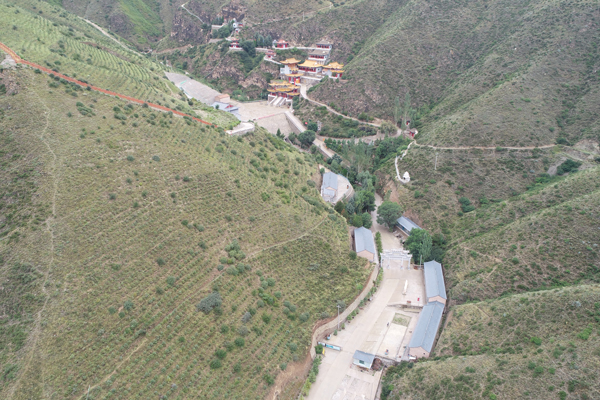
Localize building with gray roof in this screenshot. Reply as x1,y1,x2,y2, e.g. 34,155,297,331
424,261,447,304
396,215,421,234
354,227,376,262
352,350,375,369
407,301,444,358
320,172,353,204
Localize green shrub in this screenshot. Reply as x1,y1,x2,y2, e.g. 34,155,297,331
315,344,324,354
557,159,581,175
559,391,567,400
210,359,222,369
215,349,227,359
577,324,594,340
264,374,274,385
197,292,223,314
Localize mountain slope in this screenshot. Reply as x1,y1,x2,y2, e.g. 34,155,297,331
381,285,600,400
0,65,370,400
44,0,600,147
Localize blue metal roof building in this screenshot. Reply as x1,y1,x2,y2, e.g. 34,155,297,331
407,301,444,358
424,261,447,304
396,215,421,234
354,227,376,261
352,350,375,369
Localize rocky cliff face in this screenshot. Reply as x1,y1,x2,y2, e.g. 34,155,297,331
170,11,209,44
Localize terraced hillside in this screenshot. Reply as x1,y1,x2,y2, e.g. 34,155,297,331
0,58,370,400
381,285,600,399
1,0,242,128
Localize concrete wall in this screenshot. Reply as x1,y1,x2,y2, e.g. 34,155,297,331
285,111,306,134
408,346,429,359
427,295,446,305
309,264,379,359
358,249,375,262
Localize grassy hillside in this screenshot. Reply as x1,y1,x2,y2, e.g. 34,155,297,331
381,285,600,400
311,0,600,147
0,58,370,400
52,0,169,45
385,146,600,297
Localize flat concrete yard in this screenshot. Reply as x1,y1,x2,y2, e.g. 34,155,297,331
307,264,425,400
164,73,294,132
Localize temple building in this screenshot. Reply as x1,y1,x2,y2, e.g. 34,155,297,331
273,39,289,49
265,49,275,59
267,80,300,105
316,41,333,50
308,49,330,65
298,60,323,74
229,38,241,50
280,58,301,75
323,62,344,78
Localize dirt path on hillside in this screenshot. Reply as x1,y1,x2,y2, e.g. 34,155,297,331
181,2,204,23
0,42,214,127
300,84,383,128
413,142,555,151
6,85,57,400
81,18,139,55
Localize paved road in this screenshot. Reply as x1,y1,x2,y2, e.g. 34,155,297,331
307,195,416,400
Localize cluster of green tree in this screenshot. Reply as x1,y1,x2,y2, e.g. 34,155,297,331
214,21,234,38
253,33,273,48
404,228,447,264
556,159,582,175
332,171,376,228
236,41,262,73
323,136,410,178
289,130,316,148
393,93,427,130
376,201,403,230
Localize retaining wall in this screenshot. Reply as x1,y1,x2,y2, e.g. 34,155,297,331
285,111,306,134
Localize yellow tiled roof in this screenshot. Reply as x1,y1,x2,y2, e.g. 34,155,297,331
324,62,344,69
281,58,301,64
298,60,321,68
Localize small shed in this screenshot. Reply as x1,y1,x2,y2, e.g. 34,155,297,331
354,227,376,262
396,215,421,234
407,301,444,358
352,350,375,369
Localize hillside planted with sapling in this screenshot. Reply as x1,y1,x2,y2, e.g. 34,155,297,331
0,1,227,120
0,61,370,399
